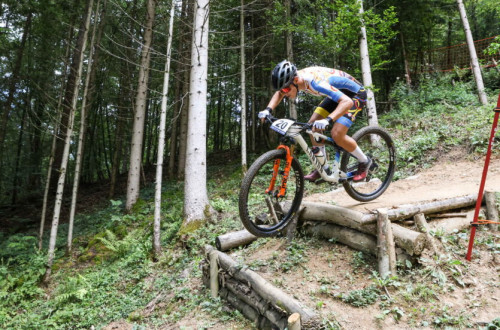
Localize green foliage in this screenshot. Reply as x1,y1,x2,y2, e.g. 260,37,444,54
432,305,471,328
54,275,91,306
266,0,397,75
0,235,46,327
384,73,499,179
336,285,381,307
402,283,438,303
97,229,149,262
487,317,500,329
280,238,308,272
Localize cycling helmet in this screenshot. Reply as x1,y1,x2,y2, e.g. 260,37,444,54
271,60,297,90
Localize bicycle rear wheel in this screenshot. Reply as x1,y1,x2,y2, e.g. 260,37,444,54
239,149,304,237
341,126,396,202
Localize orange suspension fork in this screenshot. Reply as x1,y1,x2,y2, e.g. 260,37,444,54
265,145,294,198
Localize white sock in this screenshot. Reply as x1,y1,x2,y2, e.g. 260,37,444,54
351,146,368,163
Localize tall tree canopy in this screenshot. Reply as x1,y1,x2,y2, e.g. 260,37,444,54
0,0,499,214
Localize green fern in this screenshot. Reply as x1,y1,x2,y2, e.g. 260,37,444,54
54,275,90,305
96,229,143,259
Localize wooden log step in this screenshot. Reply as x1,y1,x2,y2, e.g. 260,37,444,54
204,245,318,325
360,194,478,224
216,229,258,251
297,202,426,255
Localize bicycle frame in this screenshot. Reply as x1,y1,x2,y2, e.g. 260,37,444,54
267,118,352,192
284,125,349,183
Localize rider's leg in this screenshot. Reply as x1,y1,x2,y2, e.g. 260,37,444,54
304,112,328,182
331,117,372,181
331,123,367,161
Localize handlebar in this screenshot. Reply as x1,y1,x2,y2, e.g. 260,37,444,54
265,115,314,132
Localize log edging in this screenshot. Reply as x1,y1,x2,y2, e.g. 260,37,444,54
202,245,319,329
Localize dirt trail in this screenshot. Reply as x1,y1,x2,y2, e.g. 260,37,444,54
237,152,500,329
305,152,500,213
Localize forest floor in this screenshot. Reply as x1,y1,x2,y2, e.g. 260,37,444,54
172,150,500,329
4,148,499,330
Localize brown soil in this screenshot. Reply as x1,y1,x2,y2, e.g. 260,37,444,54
194,151,500,329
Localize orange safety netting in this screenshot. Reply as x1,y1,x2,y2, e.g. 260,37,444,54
411,35,499,73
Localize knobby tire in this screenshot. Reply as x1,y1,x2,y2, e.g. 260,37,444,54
239,149,304,237
341,126,396,202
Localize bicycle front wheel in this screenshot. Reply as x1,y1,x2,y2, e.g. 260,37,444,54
341,126,396,202
239,149,304,237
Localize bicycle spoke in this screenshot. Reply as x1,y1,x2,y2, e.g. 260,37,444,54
341,127,395,202
239,149,304,237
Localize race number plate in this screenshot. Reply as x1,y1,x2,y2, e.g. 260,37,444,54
270,119,295,135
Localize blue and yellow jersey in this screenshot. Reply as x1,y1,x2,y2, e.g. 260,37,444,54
298,67,364,102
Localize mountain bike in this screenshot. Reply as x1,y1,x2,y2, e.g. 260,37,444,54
238,115,396,237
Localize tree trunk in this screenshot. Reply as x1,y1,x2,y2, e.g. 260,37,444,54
153,2,175,258
250,24,256,153
0,12,31,165
456,0,487,105
285,0,297,119
126,0,156,211
240,0,247,174
11,106,27,205
109,6,134,198
44,0,93,282
167,74,181,179
358,0,378,127
400,30,411,86
52,0,94,193
39,23,75,250
183,0,215,224
67,0,101,254
176,0,192,180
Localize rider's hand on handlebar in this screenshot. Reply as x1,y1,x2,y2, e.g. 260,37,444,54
258,108,271,122
313,118,331,130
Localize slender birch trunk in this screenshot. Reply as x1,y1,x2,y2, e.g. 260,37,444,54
456,0,487,105
240,0,247,174
67,0,101,254
358,0,378,127
44,0,93,282
250,24,256,152
154,2,175,258
38,23,75,250
126,0,156,211
400,30,411,86
285,0,297,119
183,0,214,224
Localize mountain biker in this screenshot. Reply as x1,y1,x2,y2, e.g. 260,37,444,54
258,60,371,182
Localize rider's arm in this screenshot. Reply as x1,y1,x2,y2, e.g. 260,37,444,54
266,90,286,111
260,91,286,122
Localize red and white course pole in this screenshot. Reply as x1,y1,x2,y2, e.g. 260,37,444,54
466,92,500,261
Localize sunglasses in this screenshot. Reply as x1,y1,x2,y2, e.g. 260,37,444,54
280,86,292,93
